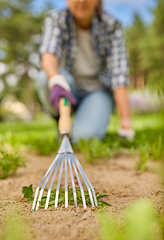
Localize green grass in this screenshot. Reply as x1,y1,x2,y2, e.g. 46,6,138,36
77,112,164,170
0,117,59,156
0,111,164,173
78,112,164,170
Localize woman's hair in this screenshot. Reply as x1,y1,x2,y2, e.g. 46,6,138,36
96,0,103,18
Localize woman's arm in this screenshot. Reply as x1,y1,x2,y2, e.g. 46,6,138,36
106,21,133,132
39,11,62,78
41,52,59,79
114,86,132,130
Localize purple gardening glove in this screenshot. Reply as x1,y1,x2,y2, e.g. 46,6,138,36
50,84,77,112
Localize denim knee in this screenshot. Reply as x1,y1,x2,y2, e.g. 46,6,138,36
71,89,114,143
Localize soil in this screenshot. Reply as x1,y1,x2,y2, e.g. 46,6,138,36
0,152,164,240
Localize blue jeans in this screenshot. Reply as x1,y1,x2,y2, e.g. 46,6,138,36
35,69,114,143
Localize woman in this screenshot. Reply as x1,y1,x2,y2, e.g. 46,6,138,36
36,0,135,143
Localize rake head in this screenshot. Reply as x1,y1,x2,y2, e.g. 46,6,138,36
32,134,98,210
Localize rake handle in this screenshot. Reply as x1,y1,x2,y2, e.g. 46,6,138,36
58,98,72,137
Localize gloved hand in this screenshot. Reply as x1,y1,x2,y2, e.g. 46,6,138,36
49,75,77,112
117,128,135,140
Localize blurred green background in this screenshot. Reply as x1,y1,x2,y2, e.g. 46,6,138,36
0,0,164,121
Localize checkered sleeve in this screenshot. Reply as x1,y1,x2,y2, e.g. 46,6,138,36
39,12,62,61
108,24,129,90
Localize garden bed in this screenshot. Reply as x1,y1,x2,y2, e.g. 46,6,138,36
0,152,163,240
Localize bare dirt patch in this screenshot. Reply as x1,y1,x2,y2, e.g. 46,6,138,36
0,153,164,240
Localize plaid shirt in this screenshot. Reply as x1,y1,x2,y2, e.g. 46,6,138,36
39,8,129,91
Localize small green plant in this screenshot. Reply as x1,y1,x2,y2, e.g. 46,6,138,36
98,199,162,240
150,135,164,161
0,148,26,179
22,185,112,208
136,144,150,173
130,146,136,161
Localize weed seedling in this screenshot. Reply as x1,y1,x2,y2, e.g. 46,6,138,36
0,147,26,179
136,144,150,173
22,185,112,209
150,135,164,161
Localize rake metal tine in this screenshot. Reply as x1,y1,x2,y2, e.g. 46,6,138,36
70,155,87,209
68,154,77,208
72,155,95,207
55,157,64,207
35,155,62,210
32,154,60,211
32,187,40,211
45,158,62,209
65,154,68,208
73,156,98,207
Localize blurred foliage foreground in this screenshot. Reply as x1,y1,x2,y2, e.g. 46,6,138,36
98,199,164,240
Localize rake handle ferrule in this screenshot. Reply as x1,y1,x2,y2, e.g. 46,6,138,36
58,98,72,138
